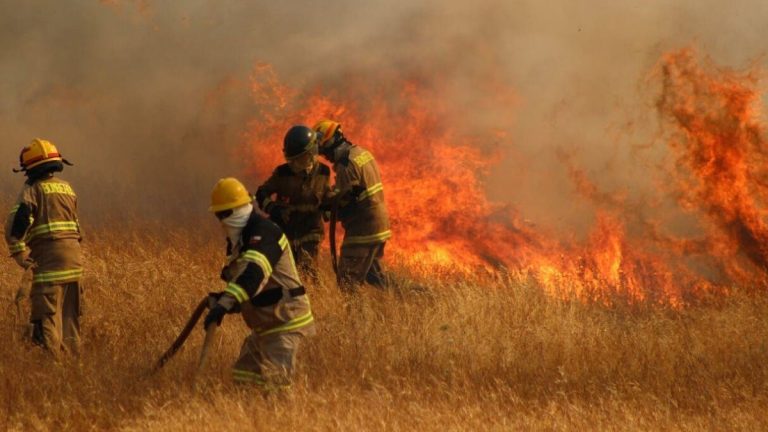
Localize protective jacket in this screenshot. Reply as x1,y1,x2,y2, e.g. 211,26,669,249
255,162,330,247
333,145,391,247
221,211,314,336
4,177,83,285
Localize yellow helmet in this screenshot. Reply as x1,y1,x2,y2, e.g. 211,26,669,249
18,138,63,171
209,177,253,213
313,119,342,148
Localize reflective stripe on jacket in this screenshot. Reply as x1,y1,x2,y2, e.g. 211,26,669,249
4,177,83,284
334,145,391,247
221,212,314,336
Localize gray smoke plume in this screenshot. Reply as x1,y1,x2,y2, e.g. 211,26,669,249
0,0,766,229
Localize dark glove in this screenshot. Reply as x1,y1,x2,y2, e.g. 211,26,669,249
220,266,232,282
204,292,238,329
337,185,366,207
204,305,227,329
349,185,366,201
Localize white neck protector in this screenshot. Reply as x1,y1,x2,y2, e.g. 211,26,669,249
221,203,253,251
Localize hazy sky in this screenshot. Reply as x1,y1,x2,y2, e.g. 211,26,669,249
1,0,767,225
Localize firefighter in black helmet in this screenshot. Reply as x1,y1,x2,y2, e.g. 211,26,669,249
254,125,331,281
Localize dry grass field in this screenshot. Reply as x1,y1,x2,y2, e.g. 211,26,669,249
1,226,767,431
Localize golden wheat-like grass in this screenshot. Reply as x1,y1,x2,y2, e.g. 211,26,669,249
0,226,767,431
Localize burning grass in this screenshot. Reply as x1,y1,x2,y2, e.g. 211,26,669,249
243,48,768,309
0,227,767,431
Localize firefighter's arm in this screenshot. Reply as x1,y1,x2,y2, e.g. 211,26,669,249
205,236,284,328
256,172,291,224
74,195,84,242
5,191,36,268
255,171,280,212
331,164,365,208
222,234,284,304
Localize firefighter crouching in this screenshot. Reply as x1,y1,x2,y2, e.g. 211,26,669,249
205,177,315,389
255,125,330,281
4,139,83,358
313,120,391,292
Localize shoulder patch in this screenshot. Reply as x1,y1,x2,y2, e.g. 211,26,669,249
249,235,262,246
351,151,374,168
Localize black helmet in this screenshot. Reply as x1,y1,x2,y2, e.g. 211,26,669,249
283,125,318,159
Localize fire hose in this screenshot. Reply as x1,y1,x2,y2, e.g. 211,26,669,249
153,296,209,372
195,323,218,379
152,296,222,382
329,195,339,283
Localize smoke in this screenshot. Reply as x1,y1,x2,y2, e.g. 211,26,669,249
1,0,767,228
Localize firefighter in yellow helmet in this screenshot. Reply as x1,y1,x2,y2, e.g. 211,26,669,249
254,125,331,281
313,120,391,292
4,139,83,358
205,177,315,389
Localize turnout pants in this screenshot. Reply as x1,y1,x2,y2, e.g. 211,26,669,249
232,331,305,390
30,281,82,358
338,242,386,293
231,300,314,390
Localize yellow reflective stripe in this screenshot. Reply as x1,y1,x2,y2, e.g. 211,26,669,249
33,268,83,283
27,221,80,239
40,182,76,196
9,204,20,215
243,250,273,277
9,242,26,254
351,151,374,167
260,311,314,337
278,234,289,251
343,230,392,246
225,282,249,303
232,369,267,384
357,182,383,202
261,196,273,210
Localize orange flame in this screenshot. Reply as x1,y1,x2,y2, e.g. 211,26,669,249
242,48,767,307
657,48,768,288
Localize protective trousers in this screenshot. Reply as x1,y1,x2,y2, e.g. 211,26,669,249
30,282,81,358
231,331,304,390
338,242,386,293
231,300,313,390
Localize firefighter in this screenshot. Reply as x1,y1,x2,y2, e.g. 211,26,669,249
205,177,315,389
254,125,331,280
313,120,391,292
4,139,83,358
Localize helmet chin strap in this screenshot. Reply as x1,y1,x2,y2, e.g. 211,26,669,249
13,158,72,173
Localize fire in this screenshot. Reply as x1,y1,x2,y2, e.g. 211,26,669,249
242,48,768,307
656,48,768,288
